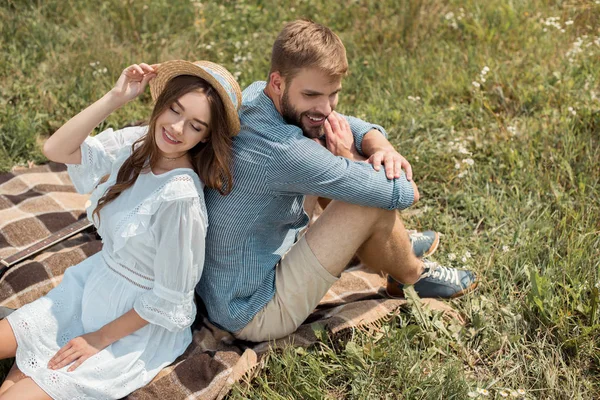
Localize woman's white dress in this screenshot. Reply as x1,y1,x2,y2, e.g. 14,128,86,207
6,126,208,400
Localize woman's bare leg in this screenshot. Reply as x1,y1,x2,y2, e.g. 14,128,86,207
0,320,17,360
0,364,26,396
0,378,52,400
0,319,19,395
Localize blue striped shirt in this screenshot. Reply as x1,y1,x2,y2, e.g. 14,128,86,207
197,81,415,332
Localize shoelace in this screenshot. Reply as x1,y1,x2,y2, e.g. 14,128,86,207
421,262,460,285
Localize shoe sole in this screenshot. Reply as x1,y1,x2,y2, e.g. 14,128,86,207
385,281,479,300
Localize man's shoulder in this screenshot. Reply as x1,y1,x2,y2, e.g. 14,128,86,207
238,82,303,145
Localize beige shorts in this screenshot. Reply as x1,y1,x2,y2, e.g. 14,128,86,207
234,235,338,342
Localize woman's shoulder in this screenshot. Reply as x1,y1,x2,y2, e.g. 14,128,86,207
150,169,205,203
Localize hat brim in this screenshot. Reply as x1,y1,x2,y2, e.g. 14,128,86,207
149,60,241,136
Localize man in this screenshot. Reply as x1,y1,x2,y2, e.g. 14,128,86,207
197,20,477,342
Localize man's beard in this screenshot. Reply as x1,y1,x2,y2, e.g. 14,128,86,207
280,88,326,139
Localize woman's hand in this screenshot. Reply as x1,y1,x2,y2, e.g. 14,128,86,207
109,63,157,104
47,331,109,372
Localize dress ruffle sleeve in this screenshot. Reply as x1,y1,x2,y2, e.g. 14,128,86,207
133,187,207,332
66,126,148,194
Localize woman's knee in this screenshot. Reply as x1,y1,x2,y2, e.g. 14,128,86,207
0,320,17,359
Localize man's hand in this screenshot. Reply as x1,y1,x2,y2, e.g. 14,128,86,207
322,112,364,161
48,331,109,372
367,148,413,181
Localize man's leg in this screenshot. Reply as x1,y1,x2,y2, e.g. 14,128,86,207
305,200,423,283
306,197,440,259
236,201,475,342
306,201,477,298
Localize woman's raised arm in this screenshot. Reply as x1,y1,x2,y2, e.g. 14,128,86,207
42,63,156,164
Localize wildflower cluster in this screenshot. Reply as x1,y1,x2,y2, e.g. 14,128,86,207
540,16,569,33
444,8,466,30
89,61,108,76
232,39,254,79
566,35,600,63
506,125,518,136
446,251,472,269
472,66,490,89
468,388,527,398
407,95,421,102
447,137,475,178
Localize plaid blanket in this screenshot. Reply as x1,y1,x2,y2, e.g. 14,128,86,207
0,163,455,399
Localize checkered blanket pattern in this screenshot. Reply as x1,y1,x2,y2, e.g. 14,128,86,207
0,163,452,399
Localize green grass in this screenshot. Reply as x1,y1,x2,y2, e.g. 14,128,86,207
2,0,600,398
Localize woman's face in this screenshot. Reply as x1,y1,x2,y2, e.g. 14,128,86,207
154,90,212,157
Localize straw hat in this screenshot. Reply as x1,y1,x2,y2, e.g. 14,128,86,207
149,60,242,136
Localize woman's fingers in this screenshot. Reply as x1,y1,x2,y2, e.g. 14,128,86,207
51,350,81,370
48,343,72,367
139,63,154,72
67,355,90,372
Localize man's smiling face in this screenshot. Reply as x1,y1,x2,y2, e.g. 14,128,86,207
279,68,342,139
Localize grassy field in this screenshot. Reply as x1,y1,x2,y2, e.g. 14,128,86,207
2,0,600,398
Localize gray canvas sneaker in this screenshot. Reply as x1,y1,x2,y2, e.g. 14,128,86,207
408,230,440,258
386,260,478,299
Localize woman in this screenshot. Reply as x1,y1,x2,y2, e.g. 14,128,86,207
0,60,242,399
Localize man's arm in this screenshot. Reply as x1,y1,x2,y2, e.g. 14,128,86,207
268,134,418,210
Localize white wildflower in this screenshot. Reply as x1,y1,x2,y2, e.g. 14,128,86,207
448,253,457,261
464,251,472,258
502,245,510,253
510,391,520,397
472,81,481,88
461,256,468,263
462,158,475,166
565,20,574,25
499,390,509,398
458,145,470,155
568,106,576,116
458,171,468,178
517,389,526,395
455,162,461,170
467,392,479,398
477,388,490,396
205,44,212,49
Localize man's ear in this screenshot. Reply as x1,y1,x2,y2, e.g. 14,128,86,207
268,71,285,95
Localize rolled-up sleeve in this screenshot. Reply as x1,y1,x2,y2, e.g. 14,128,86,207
342,114,387,156
133,197,207,332
268,138,414,210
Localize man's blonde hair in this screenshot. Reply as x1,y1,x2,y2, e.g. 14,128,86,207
270,20,348,82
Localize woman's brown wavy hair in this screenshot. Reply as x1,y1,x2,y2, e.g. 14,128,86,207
92,75,234,223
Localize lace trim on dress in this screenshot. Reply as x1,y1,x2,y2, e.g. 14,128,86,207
110,174,206,253
138,296,194,328
106,264,153,290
